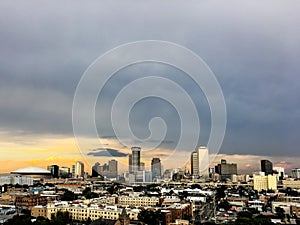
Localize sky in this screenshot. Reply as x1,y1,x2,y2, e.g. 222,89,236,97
0,0,300,174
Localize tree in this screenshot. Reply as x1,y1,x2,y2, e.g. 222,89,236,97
83,187,99,199
275,206,285,220
237,211,253,219
138,209,165,225
3,214,32,225
50,211,71,225
218,200,231,211
61,189,75,201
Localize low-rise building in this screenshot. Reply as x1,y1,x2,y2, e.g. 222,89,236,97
15,194,48,209
31,203,140,221
117,196,163,207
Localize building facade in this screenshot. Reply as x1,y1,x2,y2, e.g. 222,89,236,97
292,168,300,179
73,161,84,178
215,159,237,180
253,175,277,191
131,147,141,173
261,160,273,175
151,158,162,181
190,146,209,177
47,165,59,178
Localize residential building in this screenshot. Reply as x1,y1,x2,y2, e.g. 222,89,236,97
117,196,163,207
31,203,139,221
253,174,277,191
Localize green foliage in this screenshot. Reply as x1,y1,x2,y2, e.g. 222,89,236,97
82,187,99,199
138,209,165,225
218,200,231,211
237,211,253,219
275,206,285,219
50,211,70,225
3,215,32,225
60,189,75,201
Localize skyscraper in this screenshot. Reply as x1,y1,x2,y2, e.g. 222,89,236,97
191,151,199,176
131,147,141,173
197,146,209,176
108,159,118,178
261,160,273,175
59,167,70,178
47,165,59,178
73,161,84,178
151,158,162,180
92,162,101,177
128,154,132,173
190,146,209,177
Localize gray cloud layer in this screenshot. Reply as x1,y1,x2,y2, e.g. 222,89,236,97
0,1,300,156
88,148,127,157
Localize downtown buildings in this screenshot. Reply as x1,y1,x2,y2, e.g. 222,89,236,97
127,146,162,183
92,159,118,179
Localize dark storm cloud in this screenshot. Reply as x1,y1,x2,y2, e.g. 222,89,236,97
88,148,127,157
0,1,300,156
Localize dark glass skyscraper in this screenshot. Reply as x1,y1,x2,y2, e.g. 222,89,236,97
261,160,273,175
47,165,59,178
131,147,141,173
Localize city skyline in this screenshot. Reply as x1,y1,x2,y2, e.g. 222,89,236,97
0,1,300,174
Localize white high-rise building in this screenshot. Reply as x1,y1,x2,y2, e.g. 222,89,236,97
190,146,209,177
73,161,84,178
198,146,209,176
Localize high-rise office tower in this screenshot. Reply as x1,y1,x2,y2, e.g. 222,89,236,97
151,158,162,180
108,159,118,178
59,166,70,178
131,147,141,173
73,161,84,178
215,159,237,180
47,165,59,178
92,162,101,177
198,146,209,176
261,160,273,175
190,146,209,177
191,151,199,175
128,154,132,173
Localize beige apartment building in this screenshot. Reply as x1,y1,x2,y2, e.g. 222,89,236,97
31,203,139,221
117,196,163,206
253,175,277,191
